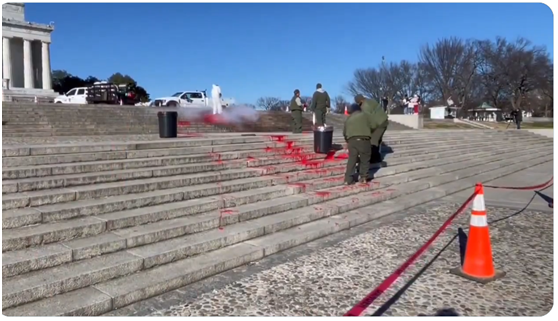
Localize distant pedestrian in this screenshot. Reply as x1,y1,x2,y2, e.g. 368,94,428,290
310,83,331,126
511,108,523,129
289,89,304,133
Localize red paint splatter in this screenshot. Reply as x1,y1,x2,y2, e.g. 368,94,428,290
203,114,228,125
305,161,322,169
178,121,191,126
286,141,295,149
315,191,331,198
337,153,349,159
209,152,223,164
289,182,309,192
247,156,256,161
264,146,273,153
270,135,286,142
325,151,336,160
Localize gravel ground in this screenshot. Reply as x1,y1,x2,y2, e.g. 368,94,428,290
1,134,163,145
153,202,553,317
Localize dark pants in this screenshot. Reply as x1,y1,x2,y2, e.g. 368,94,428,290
314,109,326,126
516,120,521,129
345,137,371,183
370,120,388,163
291,110,302,133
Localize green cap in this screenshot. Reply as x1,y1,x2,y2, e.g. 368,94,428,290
354,94,365,103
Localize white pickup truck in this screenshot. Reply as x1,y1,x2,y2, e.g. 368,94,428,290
53,87,88,104
149,90,234,108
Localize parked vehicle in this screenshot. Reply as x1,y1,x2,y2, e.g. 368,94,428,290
54,87,88,104
86,82,139,105
149,90,234,109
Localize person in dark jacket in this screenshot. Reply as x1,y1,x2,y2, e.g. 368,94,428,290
511,108,523,129
309,83,331,126
381,96,389,113
355,94,389,164
343,104,373,184
289,89,304,133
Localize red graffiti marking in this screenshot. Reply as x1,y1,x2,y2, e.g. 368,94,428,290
286,141,295,149
337,153,349,159
178,121,191,126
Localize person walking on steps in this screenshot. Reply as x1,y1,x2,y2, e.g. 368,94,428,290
511,108,523,129
343,103,373,185
355,94,388,164
289,89,304,134
309,83,331,126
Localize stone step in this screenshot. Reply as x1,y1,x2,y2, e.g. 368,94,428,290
4,135,547,210
1,141,550,255
1,140,548,278
1,130,537,167
1,133,529,180
3,143,453,230
1,134,549,193
1,149,551,314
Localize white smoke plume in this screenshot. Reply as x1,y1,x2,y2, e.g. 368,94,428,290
174,105,259,125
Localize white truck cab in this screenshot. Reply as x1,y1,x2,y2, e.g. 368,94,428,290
54,87,88,104
150,90,208,107
150,90,235,109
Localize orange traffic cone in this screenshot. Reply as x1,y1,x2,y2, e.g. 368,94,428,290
450,183,506,284
344,105,349,115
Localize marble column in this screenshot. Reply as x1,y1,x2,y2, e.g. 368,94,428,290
2,37,12,88
41,41,51,90
23,39,34,89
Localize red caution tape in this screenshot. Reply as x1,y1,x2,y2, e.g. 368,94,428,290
343,191,478,316
483,177,553,190
344,176,552,316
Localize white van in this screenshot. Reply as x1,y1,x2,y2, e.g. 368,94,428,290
54,87,88,104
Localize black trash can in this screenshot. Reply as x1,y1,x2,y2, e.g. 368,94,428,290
313,126,334,154
157,111,178,138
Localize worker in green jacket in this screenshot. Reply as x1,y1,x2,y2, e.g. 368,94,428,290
355,94,389,164
343,104,373,184
289,89,304,133
309,83,331,127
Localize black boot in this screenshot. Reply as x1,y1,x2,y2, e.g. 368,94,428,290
369,145,382,164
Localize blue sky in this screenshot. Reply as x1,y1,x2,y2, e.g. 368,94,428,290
27,2,553,104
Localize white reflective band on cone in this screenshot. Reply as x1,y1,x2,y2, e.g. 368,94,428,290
470,214,488,227
472,193,485,211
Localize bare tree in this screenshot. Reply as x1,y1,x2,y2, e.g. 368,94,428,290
332,95,350,114
256,96,282,111
346,67,383,100
418,37,478,109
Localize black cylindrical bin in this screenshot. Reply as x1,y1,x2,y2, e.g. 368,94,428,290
157,111,178,138
313,126,334,154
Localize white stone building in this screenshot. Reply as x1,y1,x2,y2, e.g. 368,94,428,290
2,2,57,101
